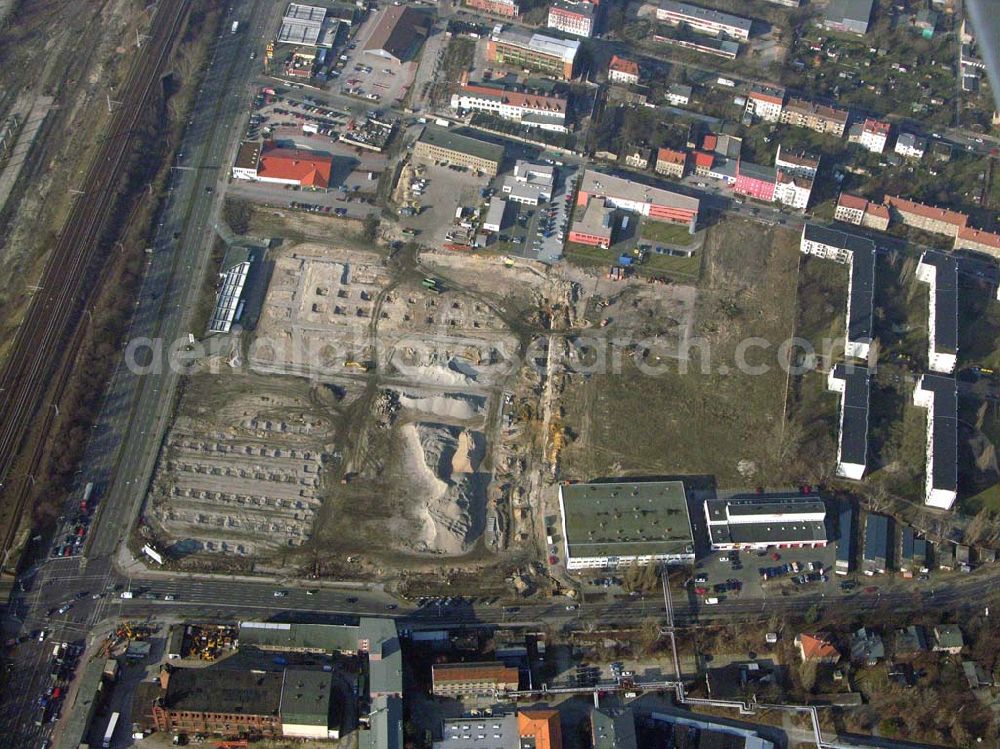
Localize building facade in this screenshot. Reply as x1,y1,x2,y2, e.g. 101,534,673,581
955,227,1000,258
656,0,752,40
774,145,819,179
413,125,504,176
451,80,567,131
913,374,958,510
894,132,927,159
704,492,829,551
464,0,520,17
745,84,786,122
856,118,890,153
780,97,848,136
884,195,968,237
774,171,813,210
431,662,520,697
655,148,687,178
547,0,595,37
734,161,777,202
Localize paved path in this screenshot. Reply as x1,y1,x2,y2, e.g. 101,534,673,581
0,94,53,215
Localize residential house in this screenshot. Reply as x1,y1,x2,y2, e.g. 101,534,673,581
895,626,928,656
834,193,889,231
933,626,964,655
624,146,651,170
796,633,841,664
608,55,639,85
850,628,885,666
745,83,786,122
851,118,890,154
895,132,927,159
655,148,687,179
666,83,692,106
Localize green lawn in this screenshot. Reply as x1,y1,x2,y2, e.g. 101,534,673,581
640,220,697,247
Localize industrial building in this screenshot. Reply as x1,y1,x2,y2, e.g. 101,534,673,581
823,0,874,35
413,125,505,176
827,363,870,480
501,160,555,205
208,246,257,334
547,0,596,37
277,3,339,47
363,5,429,65
431,662,520,697
655,0,753,41
486,26,580,80
482,196,510,233
451,78,568,132
704,491,829,551
577,170,700,231
863,513,891,575
434,710,562,749
799,225,875,361
916,251,958,374
913,374,958,510
558,480,695,569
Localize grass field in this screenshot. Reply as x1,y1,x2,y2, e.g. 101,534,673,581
559,217,801,486
565,241,702,281
640,220,697,247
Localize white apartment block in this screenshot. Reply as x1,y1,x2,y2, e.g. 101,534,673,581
774,172,813,210
547,0,595,37
857,119,890,154
827,363,870,480
451,83,568,132
913,374,958,510
656,0,752,41
916,252,958,374
745,85,785,122
774,145,819,179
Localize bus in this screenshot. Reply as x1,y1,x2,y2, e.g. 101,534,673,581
103,711,120,748
421,277,444,294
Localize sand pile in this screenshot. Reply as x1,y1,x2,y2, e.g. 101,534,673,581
452,429,484,474
397,392,486,421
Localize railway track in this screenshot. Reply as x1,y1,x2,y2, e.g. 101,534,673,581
0,0,192,570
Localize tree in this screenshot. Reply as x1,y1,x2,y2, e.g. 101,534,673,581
362,213,380,242
803,603,820,625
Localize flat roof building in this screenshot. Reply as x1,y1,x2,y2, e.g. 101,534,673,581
704,491,829,550
487,26,579,80
823,0,874,35
591,708,637,749
280,669,335,739
916,251,958,374
558,480,695,569
434,713,519,749
827,363,870,480
800,224,875,361
569,197,613,248
483,196,510,233
863,513,891,575
363,5,428,65
656,0,753,41
278,3,339,47
835,505,854,574
413,125,505,176
913,374,958,510
578,169,700,230
431,662,520,697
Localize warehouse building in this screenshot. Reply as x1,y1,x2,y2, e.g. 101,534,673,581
863,513,891,575
577,170,700,231
486,26,580,80
916,251,958,374
704,491,829,551
799,225,875,361
413,125,505,176
827,363,870,480
232,141,333,188
823,0,874,35
277,3,339,47
558,480,695,569
835,505,854,575
913,374,958,510
363,5,429,65
431,662,520,697
656,0,753,41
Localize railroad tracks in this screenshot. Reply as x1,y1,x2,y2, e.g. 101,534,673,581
0,0,192,571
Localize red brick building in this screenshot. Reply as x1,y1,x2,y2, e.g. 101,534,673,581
463,0,520,17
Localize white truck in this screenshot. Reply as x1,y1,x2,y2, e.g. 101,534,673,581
103,712,120,749
231,20,239,34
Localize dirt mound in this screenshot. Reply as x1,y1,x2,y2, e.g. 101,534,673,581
397,392,486,421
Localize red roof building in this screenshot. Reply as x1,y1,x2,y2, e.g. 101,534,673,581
884,195,968,237
956,227,1000,257
518,710,563,749
257,143,333,187
608,55,639,84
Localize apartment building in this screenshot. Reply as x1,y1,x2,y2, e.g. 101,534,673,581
734,161,777,202
656,0,752,41
547,0,596,37
852,118,890,154
780,97,849,136
774,145,819,179
955,227,1000,258
774,171,814,210
834,192,889,231
608,55,639,85
486,26,579,80
464,0,520,17
655,147,687,178
745,84,786,122
913,374,958,510
431,662,520,697
894,132,927,159
623,146,651,169
451,78,568,132
828,363,871,480
666,83,692,106
884,195,968,237
916,251,958,374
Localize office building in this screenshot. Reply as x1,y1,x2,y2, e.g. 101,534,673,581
577,169,700,230
558,481,695,569
487,26,579,79
451,78,567,132
568,197,614,248
413,125,505,176
431,662,520,697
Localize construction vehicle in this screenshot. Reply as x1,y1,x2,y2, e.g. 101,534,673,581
422,277,444,294
344,360,370,371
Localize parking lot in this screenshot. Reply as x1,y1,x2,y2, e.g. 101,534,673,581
333,7,419,107
494,165,576,263
691,544,843,603
394,160,492,244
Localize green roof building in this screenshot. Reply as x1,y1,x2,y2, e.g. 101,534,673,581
558,480,695,569
280,669,335,739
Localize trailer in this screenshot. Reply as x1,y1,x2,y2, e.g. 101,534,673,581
103,711,120,748
231,21,239,34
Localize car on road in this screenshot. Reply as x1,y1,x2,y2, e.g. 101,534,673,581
346,596,358,603
57,604,71,615
37,630,47,642
273,590,288,597
164,594,176,601
385,603,397,609
565,604,578,610
306,589,317,596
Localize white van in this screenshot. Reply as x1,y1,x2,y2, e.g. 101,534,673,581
704,597,719,605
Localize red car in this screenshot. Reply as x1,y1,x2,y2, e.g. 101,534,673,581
770,552,781,561
694,587,708,595
548,555,558,565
